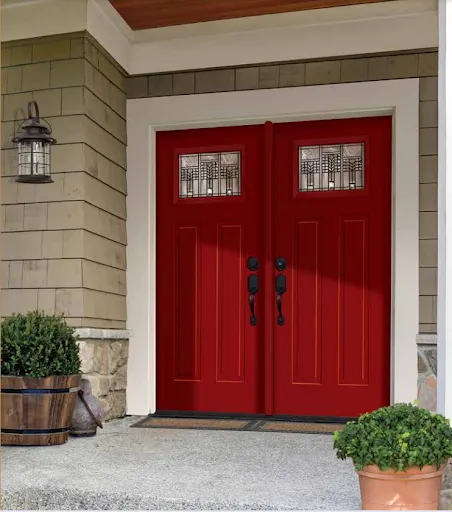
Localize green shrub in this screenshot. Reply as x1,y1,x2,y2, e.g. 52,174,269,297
333,403,452,471
1,311,81,377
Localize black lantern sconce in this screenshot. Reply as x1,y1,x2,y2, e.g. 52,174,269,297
12,100,56,183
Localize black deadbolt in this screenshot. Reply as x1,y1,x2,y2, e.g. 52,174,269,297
275,257,286,271
247,256,259,271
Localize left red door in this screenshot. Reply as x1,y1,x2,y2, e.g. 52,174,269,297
156,125,266,413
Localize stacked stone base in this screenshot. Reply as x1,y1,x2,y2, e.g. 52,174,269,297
441,462,452,509
417,337,437,411
417,336,452,508
76,329,130,420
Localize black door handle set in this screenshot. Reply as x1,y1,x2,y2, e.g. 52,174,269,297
247,257,287,327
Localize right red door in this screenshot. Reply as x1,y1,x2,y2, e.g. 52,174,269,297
272,117,392,417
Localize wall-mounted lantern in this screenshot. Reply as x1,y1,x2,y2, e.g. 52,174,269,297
12,100,56,183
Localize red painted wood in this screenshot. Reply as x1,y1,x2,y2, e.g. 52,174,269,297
156,125,266,413
293,220,321,385
175,226,200,380
272,117,392,417
264,121,274,416
156,117,391,418
217,225,244,382
338,217,369,386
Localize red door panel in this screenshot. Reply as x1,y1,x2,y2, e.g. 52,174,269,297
272,117,392,418
156,125,266,413
156,117,392,418
292,219,322,386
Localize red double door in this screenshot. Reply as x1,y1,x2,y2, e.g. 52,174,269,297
156,117,391,418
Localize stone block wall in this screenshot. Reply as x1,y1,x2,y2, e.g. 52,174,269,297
77,329,129,420
1,33,127,330
441,462,452,509
417,336,438,411
1,33,129,419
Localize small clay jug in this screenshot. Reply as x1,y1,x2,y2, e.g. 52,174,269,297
70,379,105,437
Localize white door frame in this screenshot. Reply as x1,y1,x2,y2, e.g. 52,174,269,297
126,79,419,416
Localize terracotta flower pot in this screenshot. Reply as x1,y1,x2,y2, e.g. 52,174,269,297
358,464,446,510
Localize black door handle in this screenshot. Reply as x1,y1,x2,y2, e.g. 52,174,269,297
275,274,286,326
248,274,259,326
275,257,286,271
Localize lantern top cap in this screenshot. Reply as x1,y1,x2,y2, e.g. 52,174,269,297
12,100,56,144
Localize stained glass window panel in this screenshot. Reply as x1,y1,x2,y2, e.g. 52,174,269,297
179,151,241,198
298,143,365,192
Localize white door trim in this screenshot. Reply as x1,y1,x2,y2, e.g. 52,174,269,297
126,78,419,415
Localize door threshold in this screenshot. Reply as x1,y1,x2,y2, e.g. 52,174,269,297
153,410,355,424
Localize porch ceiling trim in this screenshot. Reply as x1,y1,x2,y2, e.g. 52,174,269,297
126,78,419,416
1,0,438,75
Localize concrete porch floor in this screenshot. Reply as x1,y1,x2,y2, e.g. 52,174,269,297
2,417,361,510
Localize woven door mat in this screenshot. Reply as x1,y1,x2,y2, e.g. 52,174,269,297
132,416,345,434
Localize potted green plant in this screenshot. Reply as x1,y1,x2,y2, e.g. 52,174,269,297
333,403,452,510
1,311,81,446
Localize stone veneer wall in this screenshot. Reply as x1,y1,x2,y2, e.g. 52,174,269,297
417,334,438,412
1,33,129,418
77,329,129,420
441,461,452,510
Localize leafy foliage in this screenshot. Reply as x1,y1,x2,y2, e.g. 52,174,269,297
1,311,81,377
333,403,452,471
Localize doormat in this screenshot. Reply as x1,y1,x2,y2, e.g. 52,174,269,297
131,416,345,435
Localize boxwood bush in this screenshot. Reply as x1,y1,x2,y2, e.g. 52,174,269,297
1,311,81,377
333,403,452,471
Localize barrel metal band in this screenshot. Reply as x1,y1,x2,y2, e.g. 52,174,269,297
1,427,69,435
1,387,80,395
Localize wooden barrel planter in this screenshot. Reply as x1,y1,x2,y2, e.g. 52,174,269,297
1,375,81,446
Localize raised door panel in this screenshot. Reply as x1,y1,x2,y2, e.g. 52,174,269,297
174,225,201,381
217,224,245,383
272,116,391,418
156,124,266,414
292,220,322,386
337,217,369,387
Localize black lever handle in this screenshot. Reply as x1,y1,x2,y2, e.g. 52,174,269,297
275,274,286,326
248,274,259,326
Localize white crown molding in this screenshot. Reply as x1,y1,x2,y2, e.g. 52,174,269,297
130,6,438,74
1,0,438,75
133,0,437,42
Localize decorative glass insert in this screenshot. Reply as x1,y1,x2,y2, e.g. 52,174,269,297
298,143,365,192
179,151,241,198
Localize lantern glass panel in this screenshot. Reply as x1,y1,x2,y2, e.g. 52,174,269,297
17,141,32,177
17,140,51,178
32,141,50,176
